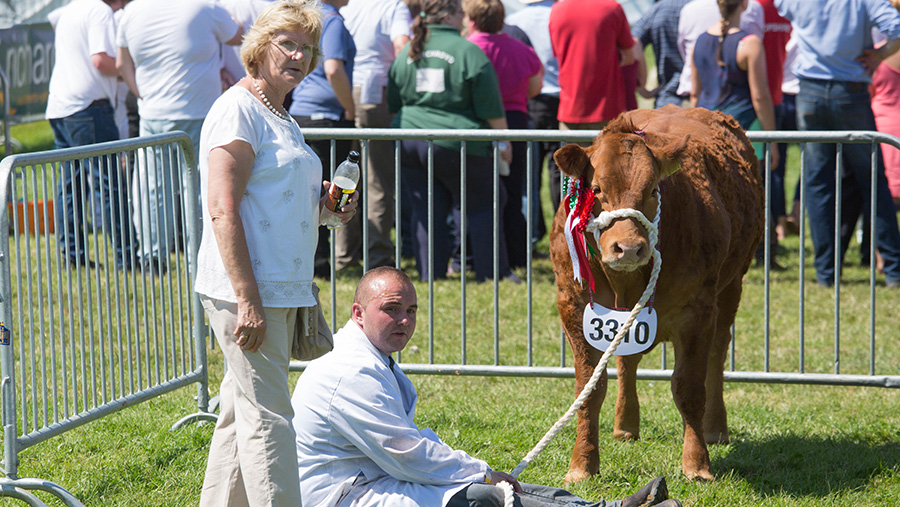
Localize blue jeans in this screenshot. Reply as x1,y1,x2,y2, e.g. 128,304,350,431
133,118,202,263
50,100,134,267
796,78,900,285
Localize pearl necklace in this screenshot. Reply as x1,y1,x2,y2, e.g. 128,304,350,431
252,79,291,121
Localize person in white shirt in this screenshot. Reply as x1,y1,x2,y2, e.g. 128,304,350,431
675,0,764,99
46,0,134,270
116,0,243,274
292,266,682,507
334,0,412,271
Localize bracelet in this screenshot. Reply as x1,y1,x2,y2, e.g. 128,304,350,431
484,470,492,483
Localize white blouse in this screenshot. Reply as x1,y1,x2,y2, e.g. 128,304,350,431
195,86,322,308
292,320,489,507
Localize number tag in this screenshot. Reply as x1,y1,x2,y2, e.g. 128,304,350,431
582,303,657,356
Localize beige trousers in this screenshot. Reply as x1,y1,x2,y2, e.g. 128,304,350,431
334,86,397,270
198,297,300,507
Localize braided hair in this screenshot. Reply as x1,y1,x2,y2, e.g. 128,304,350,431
716,0,744,67
409,0,461,61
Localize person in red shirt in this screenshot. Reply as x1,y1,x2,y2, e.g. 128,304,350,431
549,0,634,131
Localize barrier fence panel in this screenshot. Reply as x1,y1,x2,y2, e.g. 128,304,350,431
297,128,900,390
0,132,211,505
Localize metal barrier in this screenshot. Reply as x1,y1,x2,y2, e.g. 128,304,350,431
0,132,210,505
0,126,896,505
297,128,900,390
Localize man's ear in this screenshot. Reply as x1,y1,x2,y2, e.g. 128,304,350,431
553,144,593,180
351,303,364,328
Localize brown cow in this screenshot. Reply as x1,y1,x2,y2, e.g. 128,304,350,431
549,106,764,482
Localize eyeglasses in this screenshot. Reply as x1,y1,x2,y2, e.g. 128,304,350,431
272,39,320,58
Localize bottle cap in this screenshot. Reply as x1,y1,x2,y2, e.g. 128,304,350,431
347,150,360,163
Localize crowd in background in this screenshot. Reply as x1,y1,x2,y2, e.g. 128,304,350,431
45,0,900,288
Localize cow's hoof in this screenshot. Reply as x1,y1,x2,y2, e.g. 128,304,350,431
684,469,715,482
613,429,639,441
704,431,729,445
564,469,591,485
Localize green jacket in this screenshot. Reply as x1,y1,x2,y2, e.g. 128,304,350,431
388,25,505,157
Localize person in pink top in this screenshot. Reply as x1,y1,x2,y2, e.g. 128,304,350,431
464,0,542,269
872,0,900,208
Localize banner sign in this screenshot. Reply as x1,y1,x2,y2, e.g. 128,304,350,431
0,22,54,124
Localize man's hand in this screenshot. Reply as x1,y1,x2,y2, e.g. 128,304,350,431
487,471,523,493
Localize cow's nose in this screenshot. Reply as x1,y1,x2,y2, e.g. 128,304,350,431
612,241,646,264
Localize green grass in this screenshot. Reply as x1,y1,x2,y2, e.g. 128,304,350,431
4,124,900,506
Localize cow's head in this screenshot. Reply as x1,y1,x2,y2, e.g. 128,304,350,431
554,123,688,272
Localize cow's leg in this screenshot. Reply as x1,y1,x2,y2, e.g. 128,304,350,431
613,354,642,441
564,327,607,484
671,311,715,481
704,277,742,445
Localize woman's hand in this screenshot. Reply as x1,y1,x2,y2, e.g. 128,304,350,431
499,141,513,165
320,180,359,226
234,297,267,352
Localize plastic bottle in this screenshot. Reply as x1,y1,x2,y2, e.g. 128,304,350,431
322,150,360,230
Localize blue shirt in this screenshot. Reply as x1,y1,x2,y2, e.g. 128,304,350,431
289,3,356,120
506,0,559,96
630,0,692,99
775,0,900,83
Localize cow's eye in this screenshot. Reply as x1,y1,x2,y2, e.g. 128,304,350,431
651,188,659,198
592,186,602,195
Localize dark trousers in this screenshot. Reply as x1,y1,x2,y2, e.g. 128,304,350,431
50,100,134,267
400,140,510,282
505,109,531,268
446,482,617,507
796,78,900,284
293,115,355,277
527,94,562,240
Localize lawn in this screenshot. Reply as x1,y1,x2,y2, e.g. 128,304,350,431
3,122,900,506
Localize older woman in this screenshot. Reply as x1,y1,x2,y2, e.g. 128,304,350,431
195,1,356,505
388,0,515,283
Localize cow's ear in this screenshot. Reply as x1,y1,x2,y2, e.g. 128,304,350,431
554,144,592,179
648,133,690,179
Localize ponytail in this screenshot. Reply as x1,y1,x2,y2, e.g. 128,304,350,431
409,0,461,61
715,0,743,68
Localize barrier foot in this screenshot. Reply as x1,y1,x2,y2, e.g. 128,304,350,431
170,411,218,431
0,478,86,507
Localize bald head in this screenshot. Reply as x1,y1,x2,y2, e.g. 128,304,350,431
351,267,418,355
353,267,415,307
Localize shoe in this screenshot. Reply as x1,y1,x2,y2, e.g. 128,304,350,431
66,257,99,270
505,273,522,284
817,278,834,288
622,476,668,507
887,279,900,289
142,258,167,277
654,501,683,507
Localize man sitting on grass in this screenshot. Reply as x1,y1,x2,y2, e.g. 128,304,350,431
291,266,682,507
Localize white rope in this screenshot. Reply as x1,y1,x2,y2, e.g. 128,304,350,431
497,480,516,507
503,196,663,496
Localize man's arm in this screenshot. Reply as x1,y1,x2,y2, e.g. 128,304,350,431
324,58,355,121
116,47,140,98
92,52,118,77
393,34,411,57
859,37,900,76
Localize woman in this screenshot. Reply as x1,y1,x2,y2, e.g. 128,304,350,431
463,0,542,270
194,1,356,505
388,0,514,283
690,0,779,169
